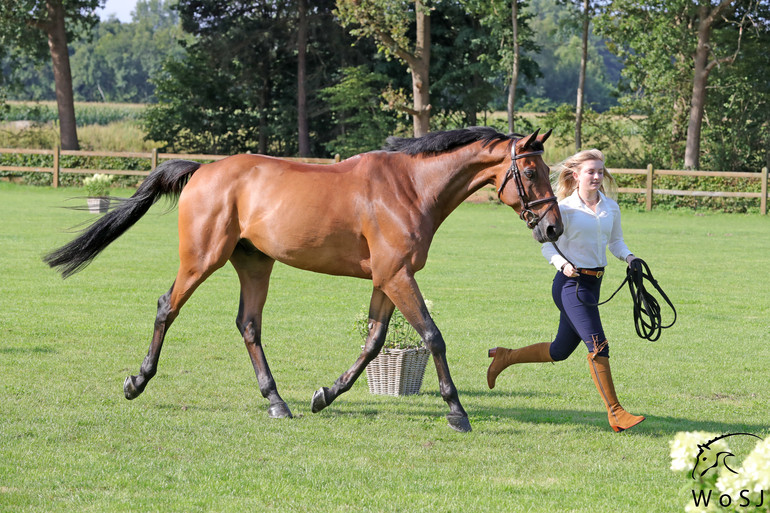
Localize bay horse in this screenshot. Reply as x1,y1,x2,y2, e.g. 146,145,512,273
44,126,563,432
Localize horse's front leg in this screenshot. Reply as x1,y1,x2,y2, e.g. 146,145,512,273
311,288,394,413
382,269,471,433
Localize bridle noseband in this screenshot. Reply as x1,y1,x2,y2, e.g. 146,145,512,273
496,140,558,230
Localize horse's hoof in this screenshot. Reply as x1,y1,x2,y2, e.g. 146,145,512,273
447,413,472,433
268,402,293,419
123,375,140,400
311,387,330,413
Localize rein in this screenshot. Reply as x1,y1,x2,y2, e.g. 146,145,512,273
497,141,558,229
552,243,677,342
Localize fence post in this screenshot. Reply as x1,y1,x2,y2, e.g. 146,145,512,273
761,166,768,216
151,148,158,171
645,163,654,211
52,146,60,188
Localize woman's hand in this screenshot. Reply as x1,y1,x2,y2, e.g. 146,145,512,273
561,263,579,278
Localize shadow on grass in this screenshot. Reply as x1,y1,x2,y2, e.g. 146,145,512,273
0,345,56,355
301,391,769,438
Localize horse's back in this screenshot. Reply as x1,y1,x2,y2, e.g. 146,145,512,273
178,153,382,278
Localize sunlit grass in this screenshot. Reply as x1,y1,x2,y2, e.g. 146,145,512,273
1,182,769,512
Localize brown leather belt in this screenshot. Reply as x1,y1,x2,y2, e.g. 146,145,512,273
578,268,604,278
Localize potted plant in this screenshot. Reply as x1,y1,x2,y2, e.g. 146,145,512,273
355,300,434,396
83,173,113,213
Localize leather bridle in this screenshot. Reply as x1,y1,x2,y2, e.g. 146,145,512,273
496,140,558,230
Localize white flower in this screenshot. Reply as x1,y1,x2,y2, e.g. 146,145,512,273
670,431,722,474
717,436,770,506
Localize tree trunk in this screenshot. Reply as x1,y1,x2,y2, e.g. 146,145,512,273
411,0,430,137
684,3,713,170
508,0,519,134
297,0,310,156
46,0,78,150
575,0,589,152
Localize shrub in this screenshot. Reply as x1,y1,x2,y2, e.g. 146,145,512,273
82,174,113,197
354,299,435,350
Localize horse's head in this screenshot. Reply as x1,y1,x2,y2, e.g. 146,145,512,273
692,441,735,480
690,433,761,480
495,129,563,243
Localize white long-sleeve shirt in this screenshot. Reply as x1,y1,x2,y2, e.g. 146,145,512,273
542,189,632,270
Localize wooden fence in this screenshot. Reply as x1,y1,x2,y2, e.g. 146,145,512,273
0,147,341,186
1,147,767,214
612,165,769,214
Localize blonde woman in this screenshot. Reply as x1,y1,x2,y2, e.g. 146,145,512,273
486,149,645,432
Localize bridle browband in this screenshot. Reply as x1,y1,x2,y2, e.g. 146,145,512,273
496,139,558,230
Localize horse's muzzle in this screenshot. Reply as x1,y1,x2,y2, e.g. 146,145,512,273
531,221,562,243
521,198,562,243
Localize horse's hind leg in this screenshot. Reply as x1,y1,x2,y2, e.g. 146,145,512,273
311,288,395,413
124,284,177,399
231,247,291,419
124,217,237,400
123,265,218,399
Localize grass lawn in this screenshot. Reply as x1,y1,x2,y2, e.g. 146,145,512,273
1,182,769,512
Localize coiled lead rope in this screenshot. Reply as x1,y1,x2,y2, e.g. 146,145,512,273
552,243,677,342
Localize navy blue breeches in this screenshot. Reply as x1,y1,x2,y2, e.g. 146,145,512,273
549,270,610,361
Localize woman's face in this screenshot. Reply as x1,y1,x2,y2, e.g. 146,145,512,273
573,159,604,196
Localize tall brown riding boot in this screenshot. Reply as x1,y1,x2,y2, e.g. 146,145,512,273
587,354,645,432
487,342,553,389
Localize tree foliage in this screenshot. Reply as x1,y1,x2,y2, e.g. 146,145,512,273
337,0,432,136
0,0,101,149
595,0,770,171
71,0,188,103
319,66,407,158
144,0,367,155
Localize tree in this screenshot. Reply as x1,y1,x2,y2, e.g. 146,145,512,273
146,0,365,156
337,0,432,136
509,0,521,133
320,66,403,157
574,0,589,150
596,0,764,169
297,0,310,156
465,0,540,131
683,0,755,168
70,0,188,103
526,0,620,113
0,0,100,149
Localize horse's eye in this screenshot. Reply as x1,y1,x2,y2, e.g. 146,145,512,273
524,168,536,180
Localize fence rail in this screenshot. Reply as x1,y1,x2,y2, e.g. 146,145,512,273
612,164,768,214
0,147,341,187
1,147,767,214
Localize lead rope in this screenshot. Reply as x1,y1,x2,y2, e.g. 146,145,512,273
550,242,677,342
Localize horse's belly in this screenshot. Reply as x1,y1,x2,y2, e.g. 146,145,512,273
246,230,372,279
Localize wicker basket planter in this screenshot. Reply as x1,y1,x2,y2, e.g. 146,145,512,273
365,346,430,396
87,197,110,214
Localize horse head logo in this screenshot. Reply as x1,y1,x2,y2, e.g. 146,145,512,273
691,433,762,480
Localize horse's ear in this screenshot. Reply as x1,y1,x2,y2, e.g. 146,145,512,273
520,128,540,150
540,128,553,144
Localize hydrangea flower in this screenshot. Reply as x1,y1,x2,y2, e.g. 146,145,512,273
670,431,723,474
716,437,770,509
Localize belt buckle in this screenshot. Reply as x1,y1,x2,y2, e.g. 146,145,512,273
596,270,604,278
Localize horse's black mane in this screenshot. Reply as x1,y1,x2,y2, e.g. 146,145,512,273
383,126,533,156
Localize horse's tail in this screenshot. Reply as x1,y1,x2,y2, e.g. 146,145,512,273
44,159,202,278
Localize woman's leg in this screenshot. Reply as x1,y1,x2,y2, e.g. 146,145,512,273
486,273,580,388
559,274,643,431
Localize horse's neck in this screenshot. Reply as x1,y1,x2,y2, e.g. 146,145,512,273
420,148,505,222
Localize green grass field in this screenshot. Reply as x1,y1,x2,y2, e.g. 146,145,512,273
1,182,769,512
